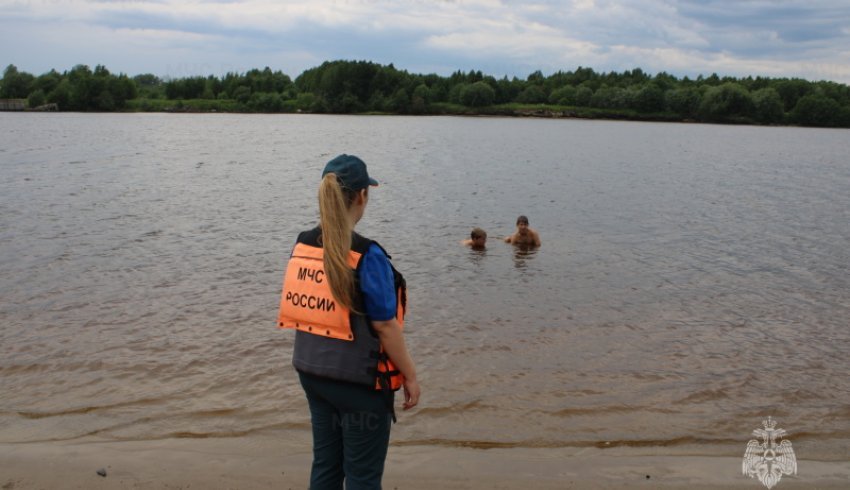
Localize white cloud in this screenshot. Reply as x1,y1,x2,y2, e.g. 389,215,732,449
1,0,849,83
425,25,598,62
606,44,850,83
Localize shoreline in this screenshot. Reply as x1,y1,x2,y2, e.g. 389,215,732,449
0,101,796,128
2,432,849,489
4,108,808,131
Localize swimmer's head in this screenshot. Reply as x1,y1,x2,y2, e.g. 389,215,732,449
516,215,529,234
470,227,487,248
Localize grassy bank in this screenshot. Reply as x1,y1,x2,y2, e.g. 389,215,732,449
123,97,705,124
125,98,299,113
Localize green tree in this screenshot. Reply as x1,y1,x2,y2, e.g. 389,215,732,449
494,76,522,104
27,89,46,108
570,67,598,87
108,74,138,108
184,77,206,99
367,92,388,112
699,73,722,86
526,70,545,84
295,92,318,111
448,83,467,104
772,79,812,112
248,92,284,112
134,73,163,99
665,87,701,118
412,83,431,105
633,84,665,112
336,92,363,113
389,88,410,113
244,67,293,95
790,94,842,127
200,85,215,100
33,69,62,96
698,83,754,122
652,71,677,91
232,85,251,104
420,75,446,103
91,65,117,110
95,90,115,111
590,86,631,109
47,79,71,108
410,84,431,114
751,88,784,124
1,64,35,98
574,86,593,107
134,73,160,86
548,85,576,105
459,81,495,107
67,64,95,110
516,85,547,104
815,81,850,106
621,67,650,86
296,60,409,113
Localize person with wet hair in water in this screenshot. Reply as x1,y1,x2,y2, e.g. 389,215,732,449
504,215,541,248
461,227,487,250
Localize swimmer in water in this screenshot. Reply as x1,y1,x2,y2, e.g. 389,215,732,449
461,227,487,250
504,215,541,248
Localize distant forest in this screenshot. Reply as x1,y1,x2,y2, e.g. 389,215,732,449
2,60,850,128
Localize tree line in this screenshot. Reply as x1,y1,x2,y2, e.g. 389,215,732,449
3,61,850,127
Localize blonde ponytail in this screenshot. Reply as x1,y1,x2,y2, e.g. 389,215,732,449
318,173,357,311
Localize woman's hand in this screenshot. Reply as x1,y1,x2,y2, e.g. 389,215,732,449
403,377,420,410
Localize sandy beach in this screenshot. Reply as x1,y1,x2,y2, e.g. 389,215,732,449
2,430,849,489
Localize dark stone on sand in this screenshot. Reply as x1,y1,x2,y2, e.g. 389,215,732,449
96,468,107,477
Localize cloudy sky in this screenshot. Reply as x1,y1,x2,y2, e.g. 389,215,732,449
2,0,849,83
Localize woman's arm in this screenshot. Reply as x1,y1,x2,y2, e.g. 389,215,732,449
359,243,421,410
372,318,420,410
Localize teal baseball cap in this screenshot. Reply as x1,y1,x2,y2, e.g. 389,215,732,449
322,154,379,190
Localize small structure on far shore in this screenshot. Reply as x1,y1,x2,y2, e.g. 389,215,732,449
0,99,26,111
30,103,58,111
0,99,59,111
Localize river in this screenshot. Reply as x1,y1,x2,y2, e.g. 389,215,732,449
1,113,848,459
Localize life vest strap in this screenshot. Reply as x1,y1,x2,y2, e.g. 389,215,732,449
377,365,397,424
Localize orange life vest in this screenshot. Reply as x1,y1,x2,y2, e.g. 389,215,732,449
278,228,406,392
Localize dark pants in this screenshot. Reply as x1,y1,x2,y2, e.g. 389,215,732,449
298,371,394,490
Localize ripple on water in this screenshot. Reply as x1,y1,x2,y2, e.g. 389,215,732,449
0,114,848,451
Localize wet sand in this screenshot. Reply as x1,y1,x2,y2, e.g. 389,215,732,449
2,431,849,489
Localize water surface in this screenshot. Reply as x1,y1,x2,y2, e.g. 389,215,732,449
1,113,848,459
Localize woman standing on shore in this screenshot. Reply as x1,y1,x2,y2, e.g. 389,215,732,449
278,154,420,489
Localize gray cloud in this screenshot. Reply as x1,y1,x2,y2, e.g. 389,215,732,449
1,0,848,83
676,0,850,46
